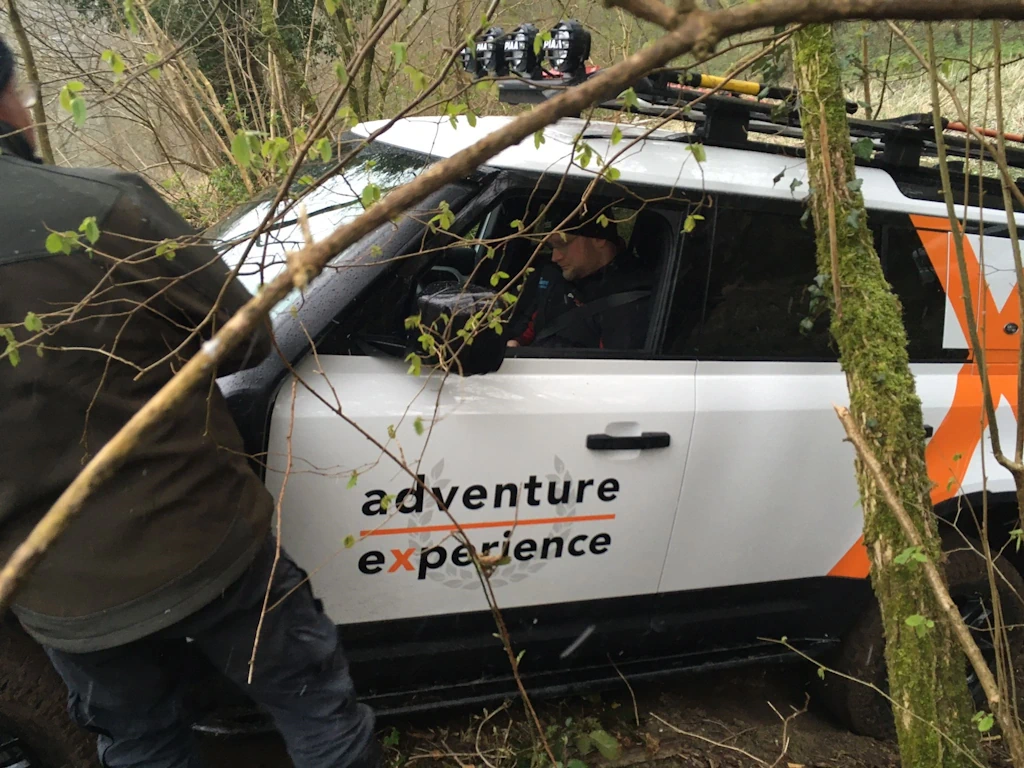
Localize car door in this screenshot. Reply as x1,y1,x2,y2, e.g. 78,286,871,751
262,191,696,696
654,194,870,657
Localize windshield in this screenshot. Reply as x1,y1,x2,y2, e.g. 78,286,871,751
208,139,435,316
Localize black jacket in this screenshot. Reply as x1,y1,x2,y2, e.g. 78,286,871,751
513,258,654,350
0,125,273,651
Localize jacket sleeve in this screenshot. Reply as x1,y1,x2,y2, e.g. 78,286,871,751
109,173,273,374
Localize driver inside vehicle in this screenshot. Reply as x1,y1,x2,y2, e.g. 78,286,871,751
507,213,654,351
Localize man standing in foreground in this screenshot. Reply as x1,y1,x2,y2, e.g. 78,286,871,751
0,38,380,768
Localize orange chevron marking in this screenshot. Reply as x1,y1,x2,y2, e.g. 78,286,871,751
829,215,1019,579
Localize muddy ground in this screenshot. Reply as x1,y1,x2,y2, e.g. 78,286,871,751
198,665,920,768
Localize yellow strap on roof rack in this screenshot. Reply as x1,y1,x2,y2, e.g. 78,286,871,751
692,73,762,97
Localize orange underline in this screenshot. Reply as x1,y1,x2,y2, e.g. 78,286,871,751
359,514,616,537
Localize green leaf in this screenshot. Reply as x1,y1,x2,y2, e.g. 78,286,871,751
343,534,355,548
333,60,348,84
71,97,87,128
79,216,100,244
2,328,19,368
382,727,400,748
314,137,332,163
588,730,620,761
298,174,315,186
23,312,43,333
231,131,253,169
604,166,620,181
567,761,587,768
687,143,706,162
335,105,357,130
390,42,408,67
790,177,804,192
853,136,874,160
817,666,826,680
847,178,864,193
574,734,594,755
101,49,126,78
403,64,428,92
387,424,396,439
610,125,622,146
406,352,422,377
846,208,862,229
123,0,139,34
510,219,524,231
597,214,610,228
974,711,995,732
360,183,381,209
413,416,424,436
45,232,66,254
620,87,639,111
156,240,178,260
66,80,85,94
347,471,358,489
143,52,161,80
324,0,337,14
534,30,551,56
534,130,546,150
684,215,698,233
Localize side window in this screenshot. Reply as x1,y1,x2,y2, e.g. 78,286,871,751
880,222,960,362
665,197,833,360
494,197,677,357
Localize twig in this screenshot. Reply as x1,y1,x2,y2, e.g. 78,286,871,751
475,701,510,768
247,376,296,683
650,712,768,766
767,693,809,768
609,655,640,727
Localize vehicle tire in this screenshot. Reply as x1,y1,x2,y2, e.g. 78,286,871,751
817,533,1024,740
0,618,98,767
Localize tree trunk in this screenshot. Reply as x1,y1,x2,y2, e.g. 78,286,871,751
5,0,55,165
258,0,318,118
792,24,981,767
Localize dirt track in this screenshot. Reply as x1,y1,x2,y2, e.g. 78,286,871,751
199,665,903,767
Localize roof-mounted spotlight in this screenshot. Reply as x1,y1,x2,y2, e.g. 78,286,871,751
542,20,591,78
504,23,542,78
459,40,485,79
476,26,508,76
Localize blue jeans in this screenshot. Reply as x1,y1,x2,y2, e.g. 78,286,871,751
43,538,378,768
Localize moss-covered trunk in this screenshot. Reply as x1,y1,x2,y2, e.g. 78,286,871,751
793,24,980,767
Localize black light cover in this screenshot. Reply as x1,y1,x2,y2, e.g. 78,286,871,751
504,23,540,76
542,19,591,75
459,42,484,78
476,26,508,75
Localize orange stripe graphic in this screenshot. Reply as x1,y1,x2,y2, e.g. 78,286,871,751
829,216,1020,579
360,514,616,537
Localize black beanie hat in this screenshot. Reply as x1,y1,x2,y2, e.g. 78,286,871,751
0,36,13,95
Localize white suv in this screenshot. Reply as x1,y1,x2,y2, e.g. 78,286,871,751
206,65,1024,741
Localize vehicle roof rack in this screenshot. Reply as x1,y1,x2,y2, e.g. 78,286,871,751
497,68,1024,173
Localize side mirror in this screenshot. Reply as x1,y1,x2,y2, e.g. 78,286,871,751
415,281,506,376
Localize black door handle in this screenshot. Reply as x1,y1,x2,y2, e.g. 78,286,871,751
587,432,671,451
924,424,934,438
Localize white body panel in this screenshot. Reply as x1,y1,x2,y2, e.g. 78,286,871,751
268,356,696,625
